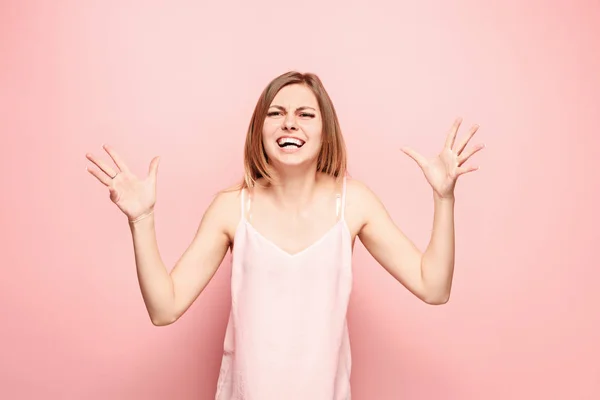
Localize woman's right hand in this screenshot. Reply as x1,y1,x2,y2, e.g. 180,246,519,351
86,144,160,222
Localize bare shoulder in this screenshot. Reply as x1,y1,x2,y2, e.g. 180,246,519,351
343,177,383,236
200,183,243,245
345,176,381,207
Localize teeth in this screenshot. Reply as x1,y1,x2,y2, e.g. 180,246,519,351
277,137,304,147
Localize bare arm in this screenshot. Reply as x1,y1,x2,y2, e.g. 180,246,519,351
357,118,482,304
130,190,236,326
85,145,239,326
355,181,454,305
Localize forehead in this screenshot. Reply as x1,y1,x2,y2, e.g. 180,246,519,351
270,84,318,108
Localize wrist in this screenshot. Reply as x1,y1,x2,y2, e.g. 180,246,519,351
129,209,155,224
433,191,455,203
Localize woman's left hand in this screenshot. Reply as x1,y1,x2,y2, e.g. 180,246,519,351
401,117,484,199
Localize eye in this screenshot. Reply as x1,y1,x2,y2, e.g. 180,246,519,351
299,113,315,118
267,111,282,117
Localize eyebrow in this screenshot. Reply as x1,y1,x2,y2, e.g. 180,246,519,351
269,105,317,112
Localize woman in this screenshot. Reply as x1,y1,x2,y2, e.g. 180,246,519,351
85,71,483,399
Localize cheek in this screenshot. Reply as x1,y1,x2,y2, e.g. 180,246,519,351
304,132,324,155
261,125,280,157
262,121,278,139
302,124,323,144
299,118,322,135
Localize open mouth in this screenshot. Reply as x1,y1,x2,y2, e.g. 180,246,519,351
277,137,305,149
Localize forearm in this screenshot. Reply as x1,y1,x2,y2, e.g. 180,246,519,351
129,213,175,325
420,193,456,304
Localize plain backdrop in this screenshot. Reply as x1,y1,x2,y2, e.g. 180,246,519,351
1,1,599,399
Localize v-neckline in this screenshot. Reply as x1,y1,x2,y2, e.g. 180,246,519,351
242,219,347,258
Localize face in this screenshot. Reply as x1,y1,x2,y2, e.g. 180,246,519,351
262,84,323,170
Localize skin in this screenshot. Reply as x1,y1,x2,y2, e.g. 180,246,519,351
86,84,484,326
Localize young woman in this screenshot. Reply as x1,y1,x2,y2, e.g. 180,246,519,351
85,71,483,399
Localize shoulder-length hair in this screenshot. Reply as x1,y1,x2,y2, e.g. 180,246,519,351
241,71,347,188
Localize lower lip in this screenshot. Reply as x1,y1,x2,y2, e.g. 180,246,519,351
278,145,303,153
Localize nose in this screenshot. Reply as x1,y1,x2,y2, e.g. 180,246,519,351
282,113,298,131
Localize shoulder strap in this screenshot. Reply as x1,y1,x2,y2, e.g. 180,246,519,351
240,187,253,222
336,176,347,221
341,176,347,220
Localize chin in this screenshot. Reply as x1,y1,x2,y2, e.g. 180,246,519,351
267,145,319,167
269,154,319,171
272,156,313,168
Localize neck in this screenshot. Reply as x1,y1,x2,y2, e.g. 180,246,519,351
268,167,321,210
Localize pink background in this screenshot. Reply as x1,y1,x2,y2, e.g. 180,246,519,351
1,1,599,399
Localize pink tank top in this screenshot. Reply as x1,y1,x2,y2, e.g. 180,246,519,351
215,176,353,400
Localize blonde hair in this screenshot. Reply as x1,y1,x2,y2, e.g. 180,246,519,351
241,71,347,189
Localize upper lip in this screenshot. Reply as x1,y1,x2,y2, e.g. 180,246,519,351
276,136,305,144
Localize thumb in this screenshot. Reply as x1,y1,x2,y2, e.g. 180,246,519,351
148,156,160,180
109,186,121,203
401,147,426,169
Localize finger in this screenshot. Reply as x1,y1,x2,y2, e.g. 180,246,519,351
148,156,160,181
456,164,479,176
455,124,480,155
401,147,427,168
109,186,121,203
86,153,118,178
102,144,130,173
86,165,112,186
444,117,463,150
458,143,485,166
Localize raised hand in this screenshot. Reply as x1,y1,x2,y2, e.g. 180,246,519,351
401,118,484,199
86,144,160,222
